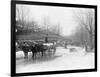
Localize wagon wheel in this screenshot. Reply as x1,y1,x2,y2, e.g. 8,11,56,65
49,46,56,55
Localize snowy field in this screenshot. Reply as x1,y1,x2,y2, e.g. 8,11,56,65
16,46,94,73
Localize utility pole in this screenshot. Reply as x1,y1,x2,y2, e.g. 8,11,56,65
45,24,48,43
44,17,49,43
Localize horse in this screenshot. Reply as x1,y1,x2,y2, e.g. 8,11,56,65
16,41,47,59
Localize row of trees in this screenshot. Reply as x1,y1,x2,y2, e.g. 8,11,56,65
16,5,62,36
72,9,95,51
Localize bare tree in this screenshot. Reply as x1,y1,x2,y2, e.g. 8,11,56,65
16,5,30,30
73,9,95,50
16,5,40,33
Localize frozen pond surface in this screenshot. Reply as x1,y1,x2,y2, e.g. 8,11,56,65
16,46,94,73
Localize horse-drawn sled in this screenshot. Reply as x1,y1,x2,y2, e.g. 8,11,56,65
16,40,56,59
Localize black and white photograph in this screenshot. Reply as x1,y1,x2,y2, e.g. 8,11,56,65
11,1,97,76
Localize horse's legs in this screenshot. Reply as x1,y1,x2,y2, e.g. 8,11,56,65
41,51,44,56
32,52,34,58
24,51,28,59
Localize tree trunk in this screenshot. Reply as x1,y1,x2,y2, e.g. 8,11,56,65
90,34,94,50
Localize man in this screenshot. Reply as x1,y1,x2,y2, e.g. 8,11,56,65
84,40,88,55
45,36,48,43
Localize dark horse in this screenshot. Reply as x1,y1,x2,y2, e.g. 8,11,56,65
17,43,32,59
16,41,47,59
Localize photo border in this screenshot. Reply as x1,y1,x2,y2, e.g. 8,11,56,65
11,0,97,76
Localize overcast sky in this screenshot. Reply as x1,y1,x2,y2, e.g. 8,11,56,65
16,4,92,36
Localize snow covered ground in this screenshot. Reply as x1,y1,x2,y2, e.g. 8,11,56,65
16,46,94,73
